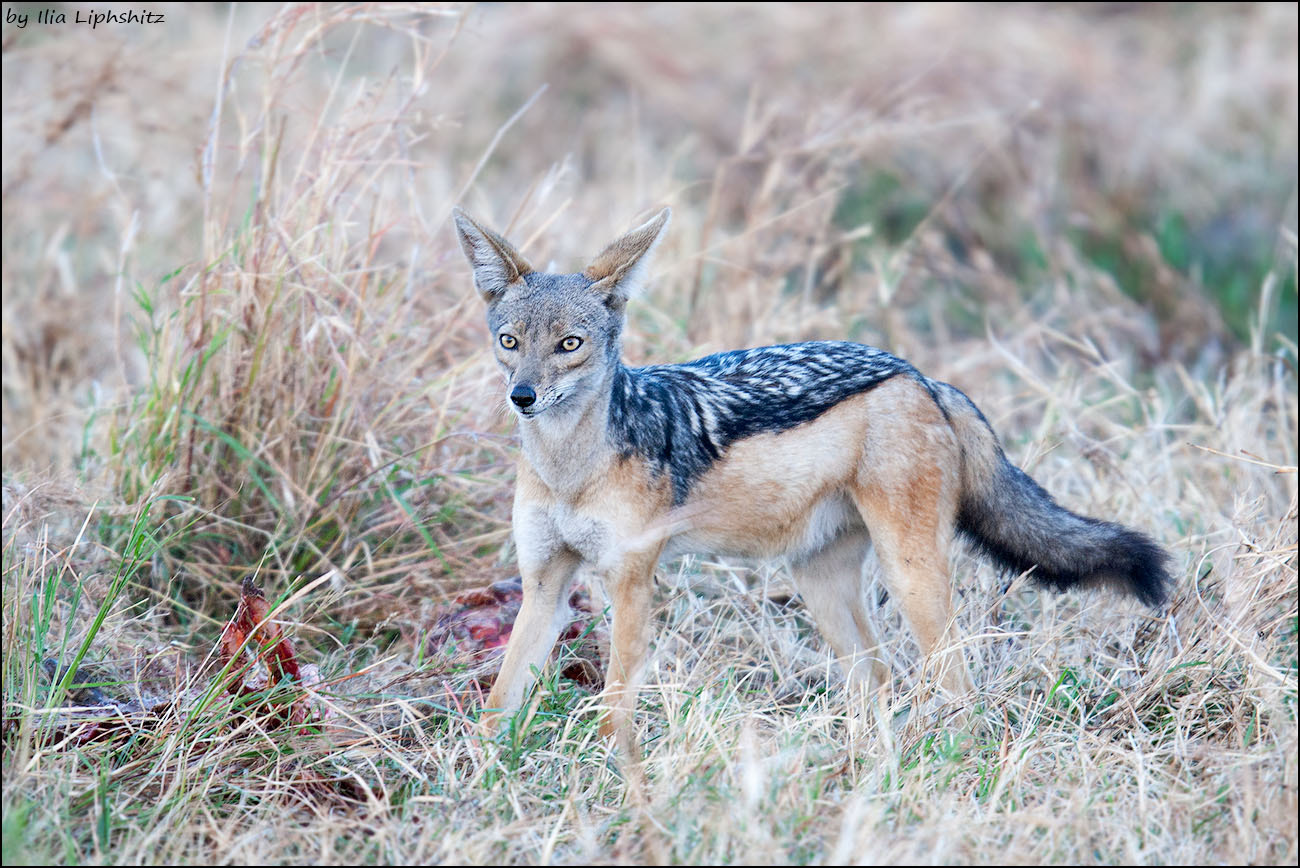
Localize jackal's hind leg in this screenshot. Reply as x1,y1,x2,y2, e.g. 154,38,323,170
852,469,973,698
790,530,891,695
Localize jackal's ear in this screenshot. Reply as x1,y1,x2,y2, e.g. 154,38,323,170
583,208,671,308
452,208,533,303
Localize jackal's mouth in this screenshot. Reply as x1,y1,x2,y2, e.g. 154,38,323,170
512,390,563,418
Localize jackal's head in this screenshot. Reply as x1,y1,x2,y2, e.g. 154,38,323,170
452,207,670,420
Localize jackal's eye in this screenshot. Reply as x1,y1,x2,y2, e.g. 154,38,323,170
558,336,583,353
499,334,517,350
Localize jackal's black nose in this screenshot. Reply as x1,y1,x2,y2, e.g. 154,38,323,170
510,384,536,408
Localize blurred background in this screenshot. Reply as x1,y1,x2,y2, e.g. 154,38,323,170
2,6,1297,862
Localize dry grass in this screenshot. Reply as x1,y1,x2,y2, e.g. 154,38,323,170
2,3,1296,864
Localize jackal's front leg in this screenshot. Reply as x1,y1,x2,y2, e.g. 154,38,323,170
483,548,581,726
597,548,663,756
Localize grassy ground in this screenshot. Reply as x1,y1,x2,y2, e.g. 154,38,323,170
2,3,1296,864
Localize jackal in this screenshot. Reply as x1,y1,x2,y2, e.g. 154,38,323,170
452,206,1171,747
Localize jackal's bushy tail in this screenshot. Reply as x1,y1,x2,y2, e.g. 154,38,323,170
930,381,1172,607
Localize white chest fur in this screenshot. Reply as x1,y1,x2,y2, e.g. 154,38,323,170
513,500,618,569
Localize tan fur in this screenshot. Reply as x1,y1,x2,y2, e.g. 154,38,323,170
852,379,970,694
669,395,871,558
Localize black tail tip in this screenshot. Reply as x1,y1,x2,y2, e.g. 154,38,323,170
1119,530,1175,609
1058,525,1172,609
1012,524,1175,609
